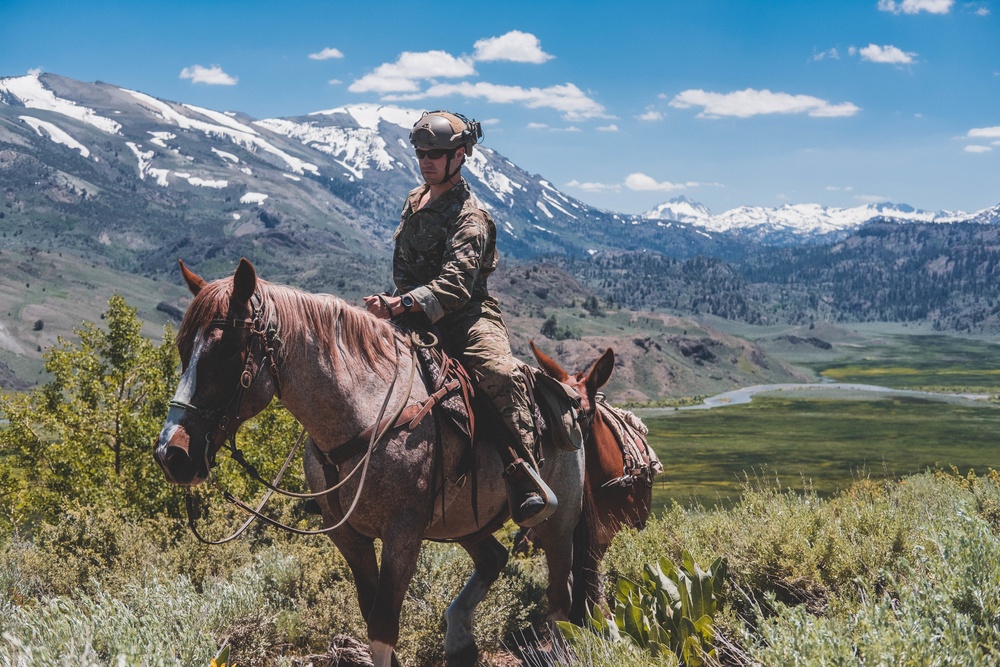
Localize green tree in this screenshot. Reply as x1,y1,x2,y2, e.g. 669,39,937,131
0,294,181,528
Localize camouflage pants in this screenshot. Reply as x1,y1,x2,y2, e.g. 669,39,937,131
440,312,535,458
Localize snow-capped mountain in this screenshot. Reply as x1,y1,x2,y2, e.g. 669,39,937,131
0,72,740,275
2,71,996,275
644,197,995,245
642,196,712,225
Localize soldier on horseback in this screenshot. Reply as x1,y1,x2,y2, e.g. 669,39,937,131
363,110,556,528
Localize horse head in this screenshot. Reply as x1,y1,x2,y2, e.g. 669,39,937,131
529,341,614,421
155,258,281,485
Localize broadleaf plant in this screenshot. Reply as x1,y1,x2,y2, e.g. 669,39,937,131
558,551,728,666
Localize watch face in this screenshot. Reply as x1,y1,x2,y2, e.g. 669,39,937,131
402,295,414,308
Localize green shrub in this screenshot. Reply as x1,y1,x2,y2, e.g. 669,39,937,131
559,552,726,666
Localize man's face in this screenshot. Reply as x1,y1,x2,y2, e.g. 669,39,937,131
418,146,463,184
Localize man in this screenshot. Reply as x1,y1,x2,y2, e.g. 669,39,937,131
363,110,556,528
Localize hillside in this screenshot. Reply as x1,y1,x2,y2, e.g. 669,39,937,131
557,220,1000,334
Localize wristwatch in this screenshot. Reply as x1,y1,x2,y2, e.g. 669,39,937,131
400,294,415,312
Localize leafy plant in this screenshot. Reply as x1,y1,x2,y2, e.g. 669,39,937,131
0,293,181,527
559,551,727,666
210,642,231,667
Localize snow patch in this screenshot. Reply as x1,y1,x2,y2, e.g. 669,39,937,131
123,89,319,175
255,117,396,177
148,168,171,187
186,177,228,188
307,103,420,131
536,200,554,219
148,131,176,148
183,104,258,135
20,116,90,157
211,147,240,163
1,74,121,134
240,192,268,205
125,141,155,179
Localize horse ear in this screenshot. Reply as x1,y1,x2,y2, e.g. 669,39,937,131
530,340,569,382
178,259,206,295
231,258,257,306
585,347,615,396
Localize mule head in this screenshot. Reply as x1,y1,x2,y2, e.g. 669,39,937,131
529,340,615,415
155,258,278,485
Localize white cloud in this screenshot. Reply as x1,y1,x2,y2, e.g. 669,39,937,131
974,6,991,16
28,67,43,76
597,124,619,132
878,0,954,13
328,79,343,85
566,179,620,192
473,31,554,64
968,125,1000,139
813,48,841,61
179,65,238,86
348,51,475,94
624,173,705,192
965,144,992,153
567,175,720,193
389,81,608,121
527,122,549,130
309,47,344,61
669,88,860,118
858,43,917,64
637,110,664,121
826,185,856,192
856,193,892,203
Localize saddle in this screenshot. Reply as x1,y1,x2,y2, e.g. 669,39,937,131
316,323,587,530
409,339,586,459
594,394,663,487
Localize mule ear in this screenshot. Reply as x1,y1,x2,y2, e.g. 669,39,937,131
178,259,206,296
585,348,615,396
231,258,257,307
530,340,569,382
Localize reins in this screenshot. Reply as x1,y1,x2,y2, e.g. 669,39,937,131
182,295,436,542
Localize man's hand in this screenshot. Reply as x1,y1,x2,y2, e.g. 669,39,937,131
363,294,395,319
364,293,420,319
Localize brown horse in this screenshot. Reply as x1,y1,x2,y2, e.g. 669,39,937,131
153,259,600,667
529,342,659,617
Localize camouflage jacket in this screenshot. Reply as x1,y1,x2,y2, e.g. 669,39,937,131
392,180,501,326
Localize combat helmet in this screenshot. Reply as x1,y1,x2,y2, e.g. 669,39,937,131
409,110,483,155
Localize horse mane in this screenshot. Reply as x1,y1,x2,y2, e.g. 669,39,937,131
176,276,397,374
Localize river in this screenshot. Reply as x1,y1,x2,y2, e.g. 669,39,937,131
634,382,992,417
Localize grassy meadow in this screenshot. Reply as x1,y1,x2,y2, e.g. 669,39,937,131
644,327,1000,511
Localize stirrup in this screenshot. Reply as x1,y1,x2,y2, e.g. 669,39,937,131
503,459,558,528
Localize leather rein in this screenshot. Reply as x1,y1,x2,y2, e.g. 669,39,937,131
176,293,433,544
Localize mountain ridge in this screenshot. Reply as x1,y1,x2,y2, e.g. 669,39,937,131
642,196,993,245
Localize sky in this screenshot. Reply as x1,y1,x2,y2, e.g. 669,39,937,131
2,0,998,215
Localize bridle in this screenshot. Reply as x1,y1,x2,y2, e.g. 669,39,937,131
169,292,283,457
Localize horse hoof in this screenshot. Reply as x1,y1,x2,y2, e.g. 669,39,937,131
446,642,478,667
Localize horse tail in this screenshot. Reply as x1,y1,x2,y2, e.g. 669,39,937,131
569,475,603,624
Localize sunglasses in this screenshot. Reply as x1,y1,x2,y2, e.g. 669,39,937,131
415,148,452,160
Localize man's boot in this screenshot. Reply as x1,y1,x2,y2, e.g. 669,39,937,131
503,458,558,528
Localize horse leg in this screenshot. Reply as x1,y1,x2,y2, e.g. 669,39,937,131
367,528,425,667
327,526,380,624
444,535,509,666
